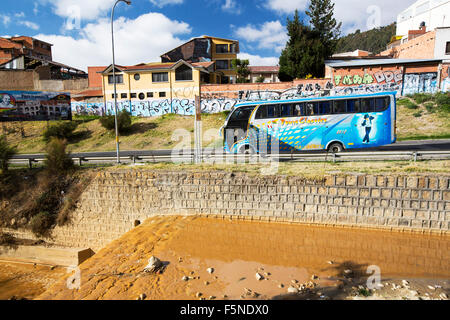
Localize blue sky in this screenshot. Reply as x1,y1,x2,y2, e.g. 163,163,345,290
0,0,414,71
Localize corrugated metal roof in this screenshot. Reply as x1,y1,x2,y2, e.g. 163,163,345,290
325,58,442,68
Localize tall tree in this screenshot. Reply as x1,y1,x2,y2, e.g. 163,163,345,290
231,58,251,83
306,0,341,60
278,10,324,80
279,1,341,80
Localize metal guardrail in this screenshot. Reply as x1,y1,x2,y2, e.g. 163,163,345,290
9,150,450,168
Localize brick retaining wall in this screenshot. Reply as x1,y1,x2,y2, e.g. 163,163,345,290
2,170,449,251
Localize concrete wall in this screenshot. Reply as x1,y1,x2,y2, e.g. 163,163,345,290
2,170,448,252
0,70,37,91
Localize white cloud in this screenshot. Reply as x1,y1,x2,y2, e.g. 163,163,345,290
41,0,118,20
19,20,40,30
15,12,25,18
234,21,288,52
222,0,242,14
264,0,414,33
34,12,192,72
238,52,279,66
264,0,308,14
34,2,39,15
0,14,11,26
149,0,184,8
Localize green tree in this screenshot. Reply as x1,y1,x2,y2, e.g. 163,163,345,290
255,75,265,83
279,2,341,80
231,59,251,83
278,11,324,80
306,0,341,57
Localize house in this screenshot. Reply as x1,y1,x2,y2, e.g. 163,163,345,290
381,0,450,61
0,36,52,64
248,66,280,83
396,0,450,38
160,35,239,84
99,60,215,116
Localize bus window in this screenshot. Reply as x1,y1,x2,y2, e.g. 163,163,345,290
318,101,332,115
347,99,361,113
375,97,389,112
305,102,316,116
361,98,375,112
280,104,292,117
255,105,266,119
333,100,347,114
266,104,279,118
292,103,304,117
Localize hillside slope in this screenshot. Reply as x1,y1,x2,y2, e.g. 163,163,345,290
335,23,396,54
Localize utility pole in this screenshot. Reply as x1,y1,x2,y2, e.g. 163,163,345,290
111,0,131,164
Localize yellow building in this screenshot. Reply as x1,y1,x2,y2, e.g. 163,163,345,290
160,35,240,84
100,60,214,116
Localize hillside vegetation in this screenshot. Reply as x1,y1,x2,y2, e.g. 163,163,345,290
335,23,396,54
1,94,449,155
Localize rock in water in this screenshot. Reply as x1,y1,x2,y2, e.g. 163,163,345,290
207,268,214,274
144,256,163,273
255,273,264,281
287,287,299,294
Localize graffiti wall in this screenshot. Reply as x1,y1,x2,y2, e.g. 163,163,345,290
72,102,105,116
402,73,438,96
333,70,403,97
1,91,71,122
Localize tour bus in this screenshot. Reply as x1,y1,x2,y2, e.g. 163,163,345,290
222,92,397,154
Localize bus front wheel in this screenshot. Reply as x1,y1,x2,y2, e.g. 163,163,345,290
328,142,344,153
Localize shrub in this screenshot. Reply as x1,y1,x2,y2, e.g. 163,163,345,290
44,138,74,174
424,102,435,113
413,111,423,118
411,93,433,104
401,100,419,110
99,110,132,134
0,135,16,172
0,232,16,245
43,121,78,142
30,211,55,237
434,92,450,113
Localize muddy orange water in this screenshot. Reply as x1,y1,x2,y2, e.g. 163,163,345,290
37,216,449,300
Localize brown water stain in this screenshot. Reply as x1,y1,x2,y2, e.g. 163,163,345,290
36,216,449,300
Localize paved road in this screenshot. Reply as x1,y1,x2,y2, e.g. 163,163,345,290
12,139,450,159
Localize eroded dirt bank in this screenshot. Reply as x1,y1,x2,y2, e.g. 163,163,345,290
34,216,449,300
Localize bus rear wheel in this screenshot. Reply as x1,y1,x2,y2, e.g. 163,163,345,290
240,145,254,155
328,142,344,153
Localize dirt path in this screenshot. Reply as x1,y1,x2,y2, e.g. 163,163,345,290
35,216,449,300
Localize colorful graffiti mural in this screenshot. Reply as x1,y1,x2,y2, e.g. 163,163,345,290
1,91,71,122
402,73,438,96
334,70,403,96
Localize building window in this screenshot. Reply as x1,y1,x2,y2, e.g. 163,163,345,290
446,42,450,55
230,43,237,54
152,72,168,82
216,60,229,70
112,94,116,98
108,74,123,84
147,92,153,98
130,93,137,99
121,93,128,99
134,73,140,81
175,64,193,81
138,93,145,100
216,44,229,53
159,92,166,98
